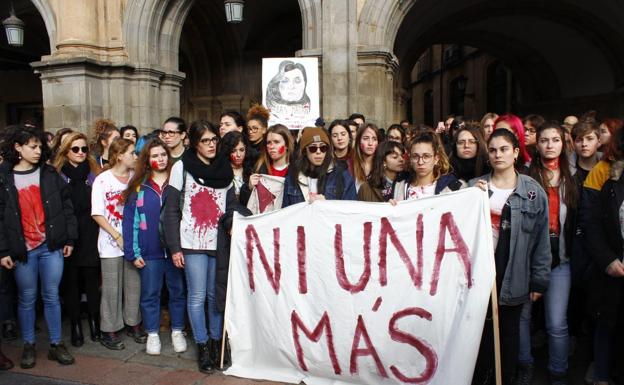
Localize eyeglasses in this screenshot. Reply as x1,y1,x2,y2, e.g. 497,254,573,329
248,125,262,133
457,139,478,146
159,130,181,137
307,145,328,154
70,146,89,154
200,137,220,145
412,153,434,163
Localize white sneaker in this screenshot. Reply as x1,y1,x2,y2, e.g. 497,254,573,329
171,330,187,353
146,333,161,355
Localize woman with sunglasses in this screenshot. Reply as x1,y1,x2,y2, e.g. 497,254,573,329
0,126,78,368
282,127,356,207
393,131,463,201
162,120,237,374
450,124,489,184
121,139,187,356
358,141,405,202
53,132,102,347
91,138,145,351
470,129,551,385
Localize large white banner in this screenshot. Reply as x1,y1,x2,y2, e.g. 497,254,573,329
262,57,320,130
225,188,495,385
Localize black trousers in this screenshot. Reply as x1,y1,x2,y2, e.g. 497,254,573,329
0,268,16,323
474,303,523,385
61,264,100,320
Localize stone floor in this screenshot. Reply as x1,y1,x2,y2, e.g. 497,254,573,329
0,317,608,385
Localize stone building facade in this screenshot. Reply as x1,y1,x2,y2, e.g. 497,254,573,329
2,0,624,134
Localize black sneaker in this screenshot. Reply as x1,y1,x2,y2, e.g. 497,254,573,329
125,324,147,344
20,343,36,369
100,331,125,350
514,363,533,385
48,342,75,365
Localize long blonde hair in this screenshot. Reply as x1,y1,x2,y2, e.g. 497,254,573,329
53,132,100,176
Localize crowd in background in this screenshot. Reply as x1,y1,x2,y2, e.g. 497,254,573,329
0,105,622,385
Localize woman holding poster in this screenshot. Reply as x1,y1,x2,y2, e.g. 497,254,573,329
470,129,551,385
162,120,237,374
282,126,356,206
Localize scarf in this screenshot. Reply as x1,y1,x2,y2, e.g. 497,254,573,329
61,162,92,215
181,149,233,188
451,156,478,182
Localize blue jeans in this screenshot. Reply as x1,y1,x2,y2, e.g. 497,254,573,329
14,243,64,344
184,254,222,343
139,258,186,334
518,262,570,374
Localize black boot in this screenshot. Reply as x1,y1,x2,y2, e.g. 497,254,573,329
70,319,84,347
213,339,231,370
197,342,214,374
87,313,101,341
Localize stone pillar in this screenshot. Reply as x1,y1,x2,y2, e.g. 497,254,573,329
356,48,399,127
32,58,184,135
320,0,358,121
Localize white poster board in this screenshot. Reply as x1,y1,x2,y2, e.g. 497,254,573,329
225,188,495,385
262,57,320,131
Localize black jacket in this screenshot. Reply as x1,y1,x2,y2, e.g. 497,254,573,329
0,164,78,263
216,206,253,312
582,167,624,327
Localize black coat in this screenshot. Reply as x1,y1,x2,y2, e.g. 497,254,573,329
0,165,78,263
60,171,100,267
582,173,624,327
216,206,253,312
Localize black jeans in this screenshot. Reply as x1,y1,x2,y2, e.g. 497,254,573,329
0,268,16,323
61,264,100,319
474,303,523,385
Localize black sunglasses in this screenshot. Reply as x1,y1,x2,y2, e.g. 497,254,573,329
307,144,328,153
70,146,89,154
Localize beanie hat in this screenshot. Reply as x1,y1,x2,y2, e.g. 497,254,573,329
299,126,330,152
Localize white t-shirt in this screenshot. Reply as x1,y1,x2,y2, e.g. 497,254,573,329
308,178,318,194
406,182,437,200
91,169,130,258
489,184,514,248
169,161,230,251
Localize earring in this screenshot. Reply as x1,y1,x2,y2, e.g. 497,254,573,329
383,163,387,169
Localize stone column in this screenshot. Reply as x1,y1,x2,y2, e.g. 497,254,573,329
320,0,358,121
356,48,399,127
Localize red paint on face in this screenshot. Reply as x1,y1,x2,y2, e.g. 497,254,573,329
230,152,244,167
150,160,159,170
189,188,223,232
278,145,286,154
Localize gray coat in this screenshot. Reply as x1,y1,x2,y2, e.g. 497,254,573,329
469,173,551,306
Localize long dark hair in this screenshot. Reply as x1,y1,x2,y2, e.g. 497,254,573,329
528,122,577,209
450,124,488,177
122,139,171,203
368,141,404,189
290,141,335,193
188,120,219,149
219,131,252,180
0,125,49,166
352,123,380,183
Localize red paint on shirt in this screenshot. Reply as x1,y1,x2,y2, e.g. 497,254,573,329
547,186,560,234
18,184,46,250
189,188,223,231
105,192,123,220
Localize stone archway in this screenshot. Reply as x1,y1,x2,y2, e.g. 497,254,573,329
358,0,624,124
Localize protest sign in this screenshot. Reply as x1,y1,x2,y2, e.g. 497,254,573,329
225,188,495,385
262,57,320,130
246,175,285,215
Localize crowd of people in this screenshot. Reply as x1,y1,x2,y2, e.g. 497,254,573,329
0,106,622,385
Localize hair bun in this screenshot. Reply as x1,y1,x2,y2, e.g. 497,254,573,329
247,104,270,122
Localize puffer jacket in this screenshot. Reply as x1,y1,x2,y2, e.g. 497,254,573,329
468,173,551,306
0,164,78,263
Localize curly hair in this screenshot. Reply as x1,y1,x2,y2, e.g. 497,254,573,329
246,104,270,128
408,130,450,181
0,125,49,166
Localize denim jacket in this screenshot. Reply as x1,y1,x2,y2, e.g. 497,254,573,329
469,173,551,306
282,164,356,207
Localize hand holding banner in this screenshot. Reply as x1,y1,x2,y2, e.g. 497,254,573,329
225,188,495,385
